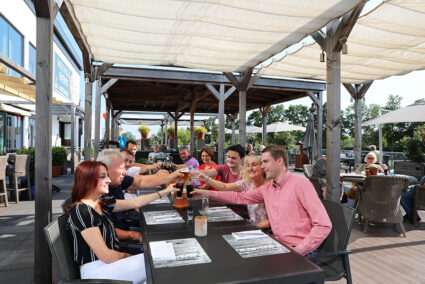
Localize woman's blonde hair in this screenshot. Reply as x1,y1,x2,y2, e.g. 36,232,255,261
241,154,266,184
365,152,377,163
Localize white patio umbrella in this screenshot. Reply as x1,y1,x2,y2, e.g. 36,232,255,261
266,122,306,133
362,101,425,126
223,126,262,134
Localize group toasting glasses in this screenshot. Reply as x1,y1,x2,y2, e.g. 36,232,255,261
175,167,198,199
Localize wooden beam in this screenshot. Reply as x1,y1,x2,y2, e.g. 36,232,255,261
334,2,366,52
53,0,64,17
99,78,118,95
60,0,92,72
34,1,54,282
93,63,113,82
0,52,36,82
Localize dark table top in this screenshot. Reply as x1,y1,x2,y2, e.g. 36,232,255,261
140,198,324,284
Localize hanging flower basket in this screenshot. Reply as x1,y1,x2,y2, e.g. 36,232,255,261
138,125,151,139
194,126,207,140
167,126,176,139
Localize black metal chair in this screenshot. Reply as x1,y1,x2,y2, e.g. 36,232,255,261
44,214,131,284
314,200,356,284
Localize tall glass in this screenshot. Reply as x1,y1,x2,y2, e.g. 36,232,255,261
181,168,190,184
194,216,207,237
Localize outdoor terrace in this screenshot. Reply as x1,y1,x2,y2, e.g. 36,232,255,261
0,168,424,283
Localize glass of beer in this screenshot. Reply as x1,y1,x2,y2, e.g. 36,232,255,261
181,168,190,184
176,180,184,198
194,216,207,237
186,183,194,198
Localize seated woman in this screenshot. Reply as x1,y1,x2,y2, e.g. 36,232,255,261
68,160,177,284
199,154,270,229
198,147,220,190
355,152,386,173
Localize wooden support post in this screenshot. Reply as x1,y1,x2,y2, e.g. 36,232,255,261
259,105,271,146
70,104,75,173
105,104,110,148
189,99,197,153
34,1,54,283
226,113,237,145
312,2,365,201
316,92,323,160
94,80,101,158
206,84,236,164
83,77,93,160
110,106,115,142
343,82,372,166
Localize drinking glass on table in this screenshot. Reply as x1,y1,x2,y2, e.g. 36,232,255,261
194,216,207,237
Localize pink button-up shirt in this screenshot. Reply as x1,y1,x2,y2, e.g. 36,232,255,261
209,170,332,255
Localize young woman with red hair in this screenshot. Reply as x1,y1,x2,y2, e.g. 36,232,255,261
68,160,177,284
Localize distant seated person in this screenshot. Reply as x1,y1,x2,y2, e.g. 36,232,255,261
198,154,270,228
369,144,380,161
246,143,254,155
401,175,425,224
148,144,159,162
152,145,169,163
125,140,138,156
355,152,387,173
198,147,220,190
256,145,266,154
120,149,161,176
346,148,354,158
174,146,199,170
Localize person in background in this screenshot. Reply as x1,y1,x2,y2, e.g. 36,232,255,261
193,145,331,256
174,146,199,170
401,175,425,224
120,149,160,176
97,149,182,243
148,144,159,162
355,152,386,173
369,145,380,161
257,145,266,154
125,140,138,157
153,145,169,163
67,160,178,283
246,144,254,155
199,154,270,228
198,147,220,190
312,156,327,199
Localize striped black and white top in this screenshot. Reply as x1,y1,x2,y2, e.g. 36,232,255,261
68,197,120,265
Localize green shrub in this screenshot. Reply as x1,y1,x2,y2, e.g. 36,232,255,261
403,124,425,163
52,146,67,166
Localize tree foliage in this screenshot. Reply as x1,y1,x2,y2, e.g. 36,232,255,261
121,131,135,141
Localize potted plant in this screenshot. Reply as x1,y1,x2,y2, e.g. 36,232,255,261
396,124,425,179
194,126,207,140
138,125,151,139
369,164,378,175
52,146,67,177
167,126,176,139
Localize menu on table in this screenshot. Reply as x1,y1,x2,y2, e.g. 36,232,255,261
143,210,185,225
149,238,211,268
199,206,244,222
223,230,290,258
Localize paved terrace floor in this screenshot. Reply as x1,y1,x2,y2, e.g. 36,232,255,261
0,168,424,283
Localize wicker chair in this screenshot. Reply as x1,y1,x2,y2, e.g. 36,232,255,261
413,184,425,226
6,154,31,203
315,200,356,283
357,175,409,237
0,156,8,207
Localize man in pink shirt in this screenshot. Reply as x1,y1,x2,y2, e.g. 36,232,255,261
193,145,332,256
200,144,245,185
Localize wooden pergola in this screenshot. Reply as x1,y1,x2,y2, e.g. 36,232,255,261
32,1,364,283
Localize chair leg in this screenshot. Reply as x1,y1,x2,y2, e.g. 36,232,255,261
399,222,406,238
14,176,19,203
413,210,419,227
343,254,352,284
363,220,369,233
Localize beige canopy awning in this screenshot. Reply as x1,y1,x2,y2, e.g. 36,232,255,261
69,0,362,72
259,0,425,84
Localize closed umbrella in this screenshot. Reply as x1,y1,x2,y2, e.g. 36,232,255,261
303,114,316,163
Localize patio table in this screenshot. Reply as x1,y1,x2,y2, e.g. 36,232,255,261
139,198,324,284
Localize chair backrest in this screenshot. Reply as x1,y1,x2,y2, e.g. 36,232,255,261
44,214,80,280
317,200,356,276
303,164,313,179
61,197,72,214
0,155,8,179
358,175,409,221
14,154,29,177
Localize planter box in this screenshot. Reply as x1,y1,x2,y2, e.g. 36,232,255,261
52,165,62,177
394,161,425,180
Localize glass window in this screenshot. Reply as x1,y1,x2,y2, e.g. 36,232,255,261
0,16,24,77
29,44,36,75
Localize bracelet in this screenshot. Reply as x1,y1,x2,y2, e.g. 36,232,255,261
156,191,161,198
206,177,210,184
